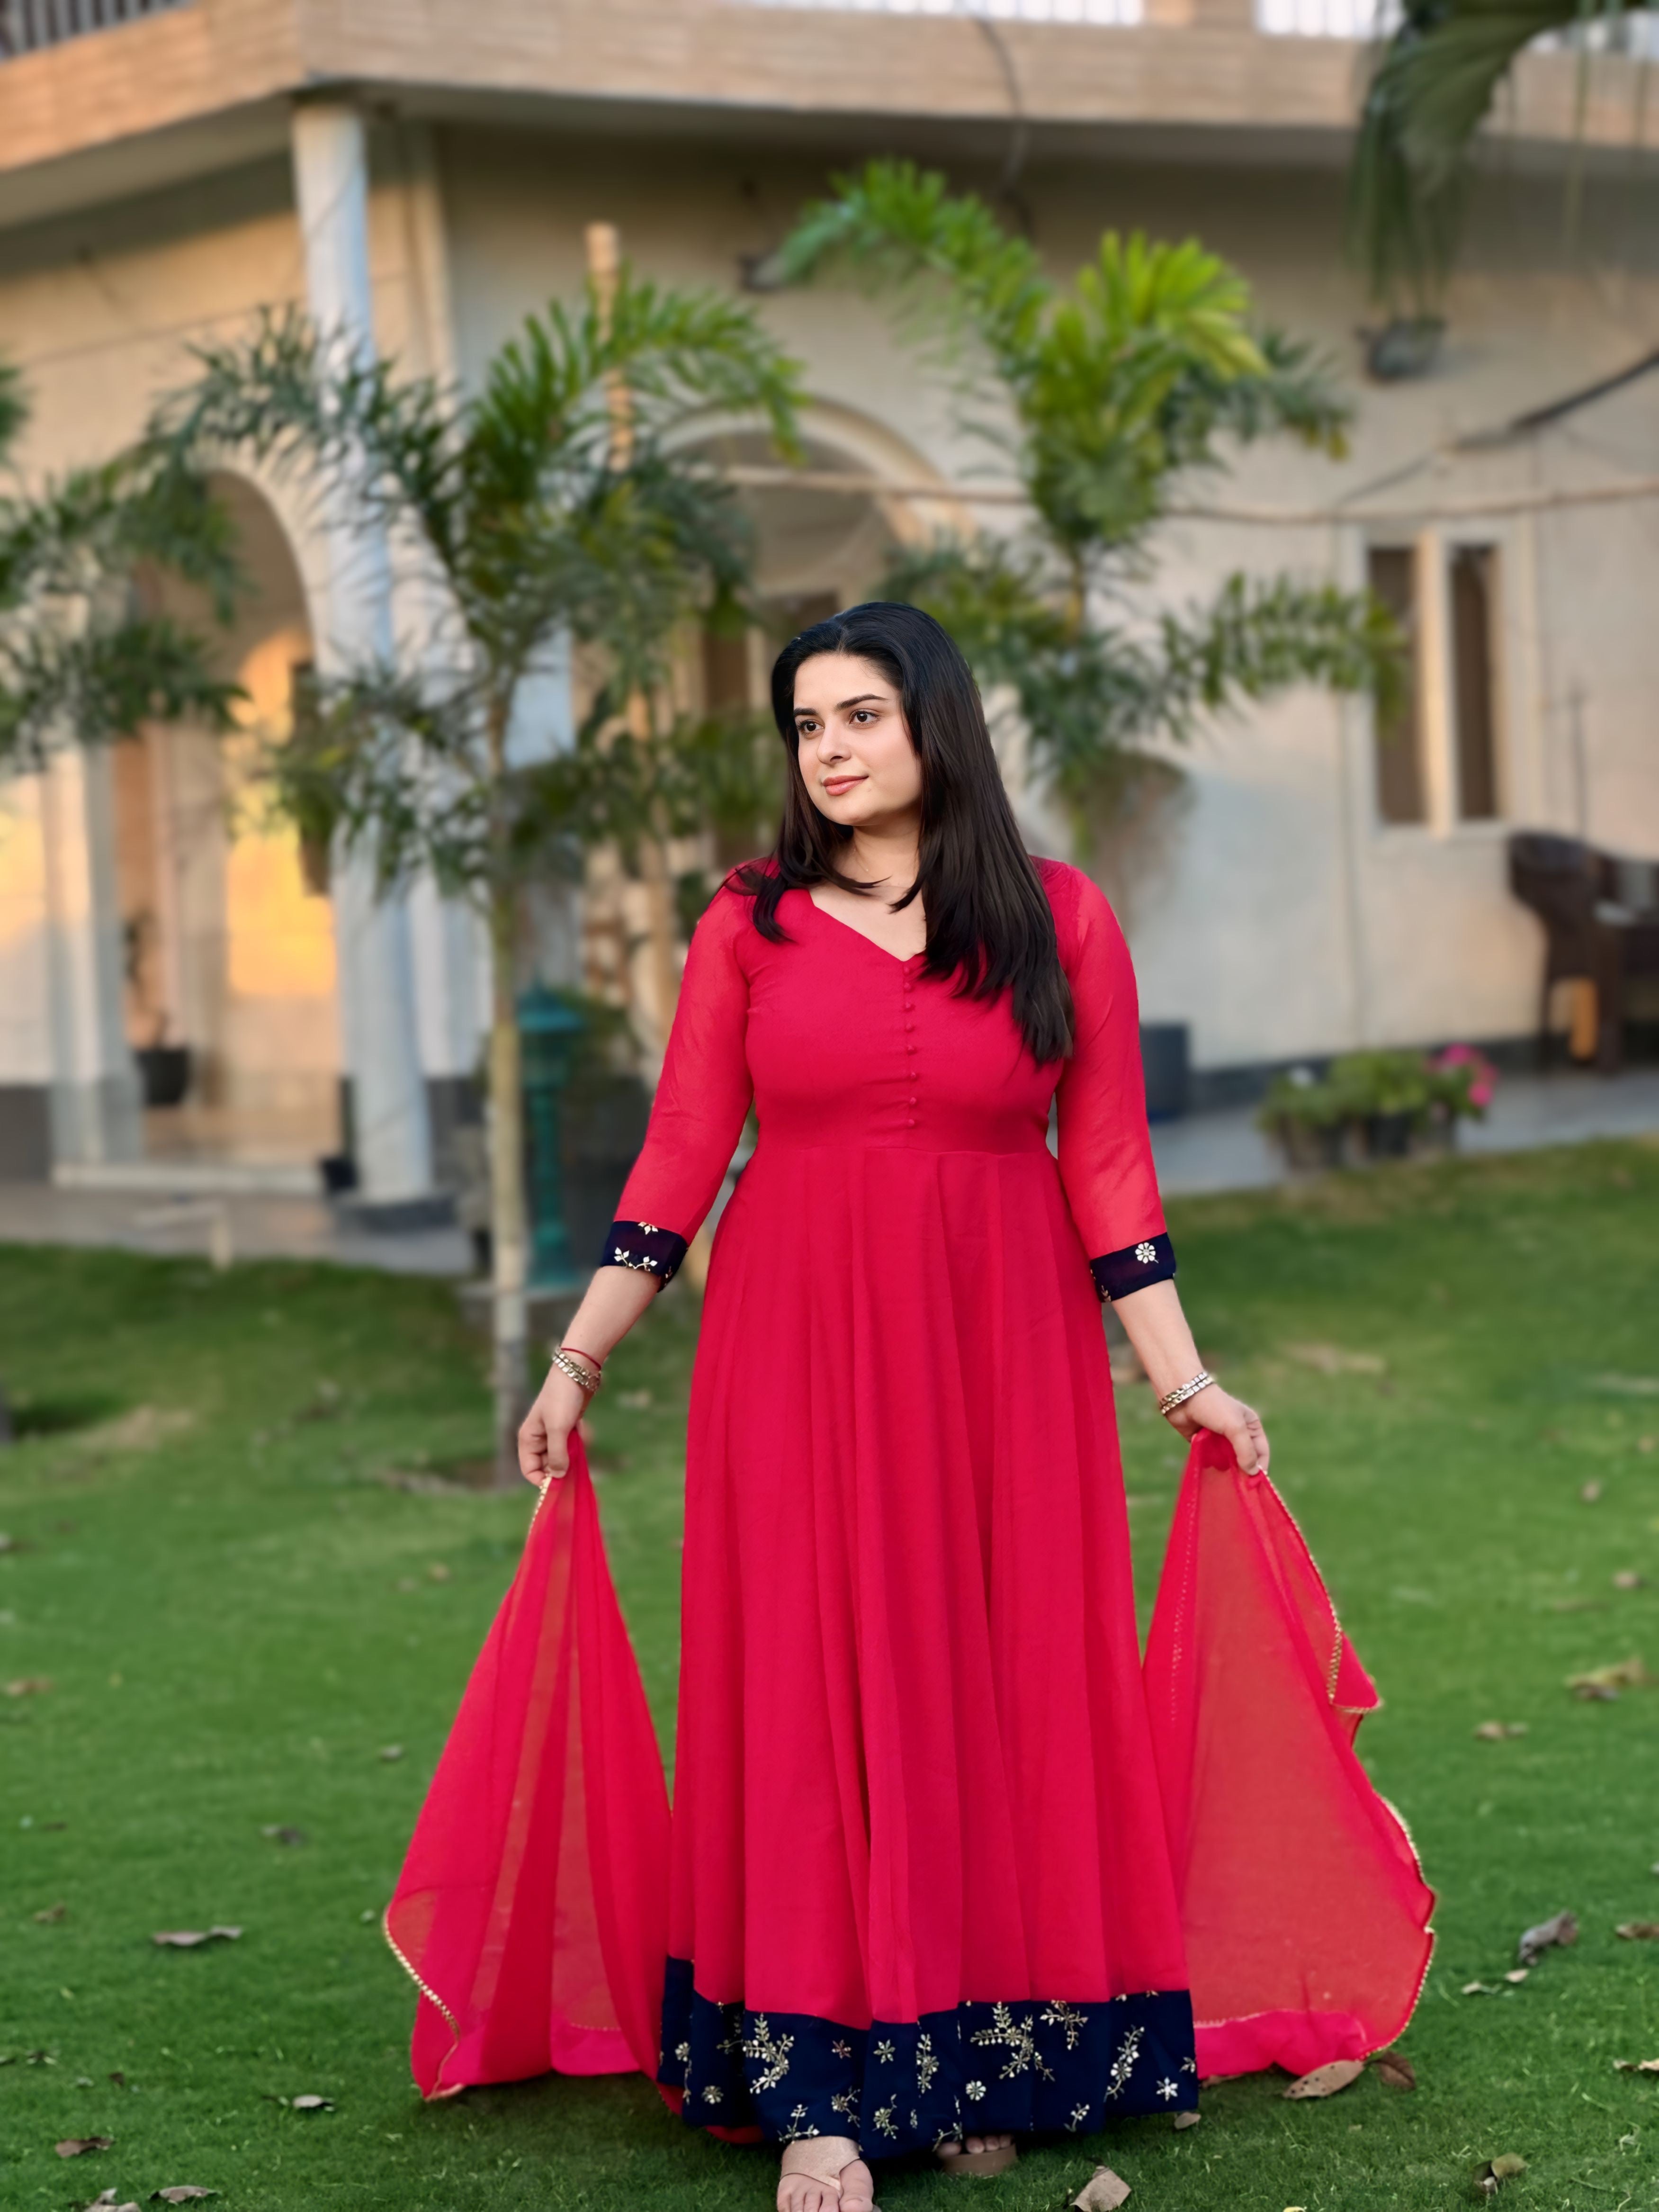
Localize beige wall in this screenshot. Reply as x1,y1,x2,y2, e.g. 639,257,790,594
2,114,1658,1081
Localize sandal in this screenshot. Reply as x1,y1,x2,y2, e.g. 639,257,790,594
779,2137,878,2212
935,2140,1020,2177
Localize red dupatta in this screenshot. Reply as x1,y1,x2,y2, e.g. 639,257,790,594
385,1432,1432,2099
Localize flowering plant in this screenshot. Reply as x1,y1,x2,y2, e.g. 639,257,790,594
1427,1043,1498,1120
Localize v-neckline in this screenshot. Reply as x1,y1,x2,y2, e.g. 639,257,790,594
804,890,925,968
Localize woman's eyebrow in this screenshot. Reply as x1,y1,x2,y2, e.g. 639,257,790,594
835,693,883,712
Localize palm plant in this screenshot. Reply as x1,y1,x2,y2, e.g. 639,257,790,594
156,287,799,1482
1347,0,1655,309
779,163,1397,857
0,356,241,773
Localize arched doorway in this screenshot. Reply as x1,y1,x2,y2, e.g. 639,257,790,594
112,472,341,1173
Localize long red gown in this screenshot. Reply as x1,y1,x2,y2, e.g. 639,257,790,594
384,860,1435,2140
612,861,1194,2148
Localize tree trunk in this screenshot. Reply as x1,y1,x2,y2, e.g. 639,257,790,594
488,881,530,1488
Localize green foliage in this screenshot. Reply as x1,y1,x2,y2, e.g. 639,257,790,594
0,363,242,769
1346,0,1652,305
156,289,801,903
5,1141,1659,2206
781,164,1394,839
1258,1046,1496,1133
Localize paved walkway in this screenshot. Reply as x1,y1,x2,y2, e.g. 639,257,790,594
1152,1066,1659,1196
2,1068,1655,1276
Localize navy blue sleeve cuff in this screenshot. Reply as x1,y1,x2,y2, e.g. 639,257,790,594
1091,1232,1177,1303
602,1219,688,1290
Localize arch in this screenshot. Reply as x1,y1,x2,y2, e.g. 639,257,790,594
113,467,341,1169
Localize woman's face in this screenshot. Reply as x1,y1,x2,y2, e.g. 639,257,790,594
790,652,923,833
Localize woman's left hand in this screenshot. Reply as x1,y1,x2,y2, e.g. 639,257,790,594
1165,1383,1269,1475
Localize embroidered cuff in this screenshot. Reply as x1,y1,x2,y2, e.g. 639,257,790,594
1091,1232,1176,1303
602,1219,688,1290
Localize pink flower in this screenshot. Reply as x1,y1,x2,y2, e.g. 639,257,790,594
1469,1081,1494,1108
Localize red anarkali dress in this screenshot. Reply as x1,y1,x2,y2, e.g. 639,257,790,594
383,862,1435,2132
606,860,1195,2148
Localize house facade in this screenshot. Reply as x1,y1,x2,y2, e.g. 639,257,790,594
2,0,1657,1202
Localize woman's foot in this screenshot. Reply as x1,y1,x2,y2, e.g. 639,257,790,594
778,2135,876,2212
935,2133,1018,2176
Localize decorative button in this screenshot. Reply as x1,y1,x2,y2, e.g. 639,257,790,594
906,1043,917,1054
906,1117,917,1127
1134,1241,1158,1264
907,1096,918,1106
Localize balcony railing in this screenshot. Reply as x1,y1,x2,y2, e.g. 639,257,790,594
0,0,189,60
739,0,1145,26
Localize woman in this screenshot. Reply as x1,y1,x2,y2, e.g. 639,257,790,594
517,602,1270,2212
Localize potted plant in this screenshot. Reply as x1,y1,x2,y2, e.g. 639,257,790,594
1425,1044,1497,1148
1257,1065,1345,1170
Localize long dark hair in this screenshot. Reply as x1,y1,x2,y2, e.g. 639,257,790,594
734,602,1074,1062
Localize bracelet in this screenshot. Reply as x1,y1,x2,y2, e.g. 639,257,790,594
560,1344,604,1373
1157,1369,1215,1416
548,1349,602,1398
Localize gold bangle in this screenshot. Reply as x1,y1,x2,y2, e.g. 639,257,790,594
1157,1369,1214,1416
548,1349,602,1398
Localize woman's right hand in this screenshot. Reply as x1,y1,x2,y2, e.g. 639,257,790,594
518,1366,590,1486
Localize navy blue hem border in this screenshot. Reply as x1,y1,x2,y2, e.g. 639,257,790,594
1091,1232,1177,1304
601,1220,688,1290
658,1959,1197,2149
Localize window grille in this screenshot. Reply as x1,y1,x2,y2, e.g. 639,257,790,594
0,0,190,61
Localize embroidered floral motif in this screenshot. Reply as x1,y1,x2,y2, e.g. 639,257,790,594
779,2104,820,2141
1157,2077,1179,2101
674,2041,691,2064
1067,2104,1090,2131
1104,2026,1144,2101
1040,2001,1088,2051
831,2039,852,2059
971,2002,1054,2083
1134,1241,1157,1265
830,2088,858,2119
1182,2056,1197,2075
873,2104,899,2139
612,1248,661,1273
873,2039,896,2064
743,2015,795,2091
915,2032,939,2091
965,2080,987,2101
701,2085,723,2104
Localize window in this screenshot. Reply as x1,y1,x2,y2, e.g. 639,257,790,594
1366,546,1426,826
1450,544,1499,821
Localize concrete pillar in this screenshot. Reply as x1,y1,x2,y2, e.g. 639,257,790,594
290,98,436,1212
40,745,142,1167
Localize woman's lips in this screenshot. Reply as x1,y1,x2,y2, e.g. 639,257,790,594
822,775,865,795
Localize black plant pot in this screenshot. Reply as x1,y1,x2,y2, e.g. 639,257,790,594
135,1044,191,1109
1366,1110,1417,1160
1140,1023,1190,1123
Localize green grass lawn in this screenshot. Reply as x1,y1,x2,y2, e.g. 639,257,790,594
3,1140,1659,2212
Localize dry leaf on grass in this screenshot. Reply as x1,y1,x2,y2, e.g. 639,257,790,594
1518,1910,1578,1965
1473,1721,1528,1740
151,1926,242,1949
151,2189,218,2203
1613,2057,1659,2074
1372,2051,1417,2091
378,1745,404,1762
1504,1969,1530,1984
1173,2109,1201,2130
1463,1981,1498,1996
79,2194,139,2212
1283,2059,1365,2099
26,2047,57,2063
1613,1571,1647,1591
33,1902,66,1923
5,1676,53,1697
1568,1656,1654,1699
259,1825,306,1847
1615,1922,1659,1941
1071,2167,1131,2210
1283,1343,1387,1376
0,1532,33,1554
55,2136,114,2156
1581,1481,1603,1503
426,1563,452,1583
274,2093,334,2112
1474,2152,1526,2196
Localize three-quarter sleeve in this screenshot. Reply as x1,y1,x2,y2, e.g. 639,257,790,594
603,887,755,1289
1050,867,1176,1304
